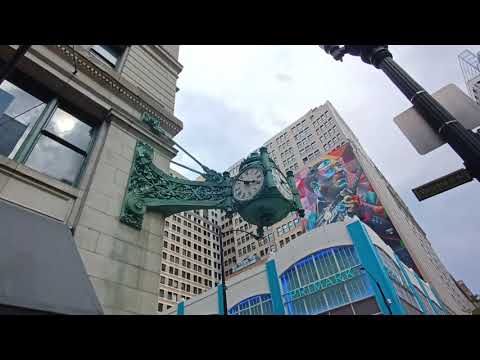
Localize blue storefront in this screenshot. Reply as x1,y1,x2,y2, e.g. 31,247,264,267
166,220,448,316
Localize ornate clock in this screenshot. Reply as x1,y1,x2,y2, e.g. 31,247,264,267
233,166,265,202
231,147,304,237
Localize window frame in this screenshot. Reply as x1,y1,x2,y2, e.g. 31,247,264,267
89,45,128,71
3,76,98,187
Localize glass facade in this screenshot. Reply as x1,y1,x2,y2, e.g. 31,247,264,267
228,294,273,315
280,246,376,315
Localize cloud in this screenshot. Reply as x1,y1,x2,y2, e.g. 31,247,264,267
175,45,480,294
171,90,270,178
275,73,293,83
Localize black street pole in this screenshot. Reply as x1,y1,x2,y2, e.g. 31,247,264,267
218,228,228,315
321,45,480,182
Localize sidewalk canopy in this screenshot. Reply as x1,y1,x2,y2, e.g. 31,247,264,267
0,200,103,314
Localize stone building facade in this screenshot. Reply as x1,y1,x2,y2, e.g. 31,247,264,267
0,45,183,314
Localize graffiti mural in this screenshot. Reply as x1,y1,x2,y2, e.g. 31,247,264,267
295,143,420,274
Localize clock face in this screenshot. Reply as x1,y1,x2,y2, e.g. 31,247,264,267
233,167,264,202
272,167,293,201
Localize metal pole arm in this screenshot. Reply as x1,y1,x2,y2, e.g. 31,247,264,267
376,55,480,180
327,45,480,181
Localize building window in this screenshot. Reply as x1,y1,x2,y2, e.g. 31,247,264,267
280,245,376,315
228,294,274,315
90,45,127,68
0,80,47,158
1,80,97,186
24,105,95,186
158,303,163,312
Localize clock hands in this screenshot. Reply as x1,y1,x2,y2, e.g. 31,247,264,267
238,178,261,185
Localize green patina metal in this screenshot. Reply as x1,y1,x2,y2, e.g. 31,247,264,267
120,113,304,231
233,147,304,236
141,112,168,137
120,141,234,229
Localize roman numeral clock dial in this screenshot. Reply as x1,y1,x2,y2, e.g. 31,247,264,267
233,167,264,202
272,167,293,201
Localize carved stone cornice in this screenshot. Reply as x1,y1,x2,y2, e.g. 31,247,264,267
150,46,183,75
51,45,183,137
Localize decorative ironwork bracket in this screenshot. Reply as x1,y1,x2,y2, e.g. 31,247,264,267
120,141,234,230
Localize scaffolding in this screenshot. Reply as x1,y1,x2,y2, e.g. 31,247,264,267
458,49,480,101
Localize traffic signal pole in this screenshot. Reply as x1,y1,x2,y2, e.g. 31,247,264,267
322,45,480,182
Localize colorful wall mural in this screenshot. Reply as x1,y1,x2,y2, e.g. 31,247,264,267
295,143,420,275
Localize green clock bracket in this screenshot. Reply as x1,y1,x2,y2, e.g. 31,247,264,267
119,140,235,230
120,114,304,233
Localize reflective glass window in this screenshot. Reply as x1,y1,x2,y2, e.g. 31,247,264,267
228,294,274,315
0,80,46,157
280,246,373,315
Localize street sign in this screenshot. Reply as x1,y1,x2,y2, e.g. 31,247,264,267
412,168,473,201
394,84,480,155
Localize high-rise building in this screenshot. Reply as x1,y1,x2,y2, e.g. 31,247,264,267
221,101,474,315
455,280,480,309
459,49,480,105
157,171,223,313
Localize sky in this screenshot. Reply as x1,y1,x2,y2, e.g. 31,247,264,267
171,45,480,294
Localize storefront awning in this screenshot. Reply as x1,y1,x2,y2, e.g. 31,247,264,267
0,199,103,314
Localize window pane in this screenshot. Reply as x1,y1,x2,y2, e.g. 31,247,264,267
25,135,85,185
329,304,354,315
352,297,380,315
0,81,46,157
45,108,93,152
91,45,124,67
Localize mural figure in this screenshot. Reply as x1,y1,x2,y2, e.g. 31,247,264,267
295,143,419,273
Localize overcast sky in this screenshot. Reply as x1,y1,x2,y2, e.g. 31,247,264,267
171,45,480,294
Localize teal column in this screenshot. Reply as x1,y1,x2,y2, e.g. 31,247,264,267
393,254,427,315
217,284,226,315
265,259,285,315
177,301,185,315
347,220,406,315
430,286,449,314
413,272,440,315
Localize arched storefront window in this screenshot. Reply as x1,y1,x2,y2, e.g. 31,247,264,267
228,294,273,315
280,246,376,315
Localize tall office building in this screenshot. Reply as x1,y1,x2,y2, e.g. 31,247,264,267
158,171,223,313
459,49,480,105
221,101,474,314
